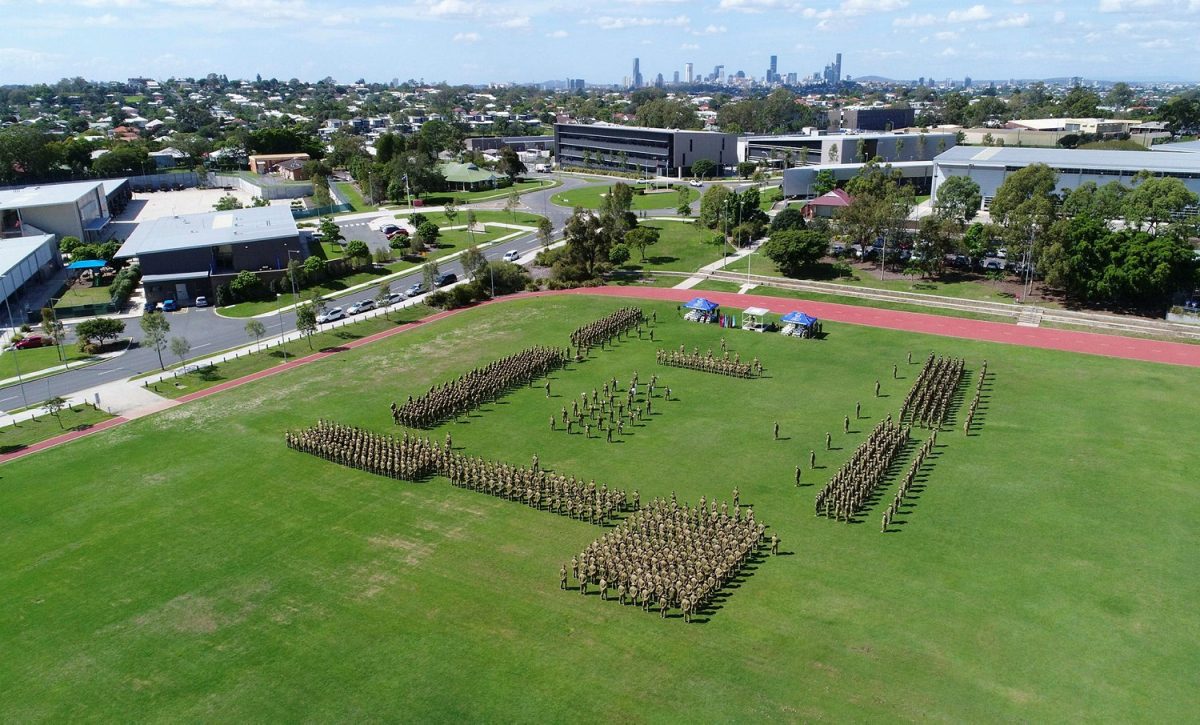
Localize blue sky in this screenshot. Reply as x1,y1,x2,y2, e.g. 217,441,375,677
1,0,1198,85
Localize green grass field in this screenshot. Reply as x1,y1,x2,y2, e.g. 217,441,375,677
618,220,725,273
2,295,1197,720
552,183,699,211
404,179,558,207
0,404,112,453
333,181,375,213
0,345,92,381
54,282,113,307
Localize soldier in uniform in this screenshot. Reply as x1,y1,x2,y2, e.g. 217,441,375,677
795,465,802,486
770,533,779,556
810,450,817,469
874,379,881,397
844,415,850,434
560,564,568,590
773,421,780,440
826,431,832,450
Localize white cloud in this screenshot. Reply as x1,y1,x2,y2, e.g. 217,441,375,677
545,29,568,38
994,12,1031,27
1054,10,1067,22
935,30,960,40
717,0,801,13
693,23,727,34
941,46,960,56
1139,37,1173,47
946,4,992,22
843,0,907,14
497,15,529,28
1098,0,1166,11
424,0,479,16
894,13,937,26
586,14,689,29
680,42,700,49
452,31,480,42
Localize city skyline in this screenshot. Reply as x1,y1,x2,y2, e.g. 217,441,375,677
2,0,1200,85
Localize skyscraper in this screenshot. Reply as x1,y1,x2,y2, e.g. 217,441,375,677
685,62,693,84
835,53,842,84
768,55,778,83
673,70,680,84
632,58,643,89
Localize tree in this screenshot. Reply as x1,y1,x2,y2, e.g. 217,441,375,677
504,188,522,222
624,226,660,262
635,98,702,129
58,236,82,256
244,319,266,346
92,144,151,176
496,146,527,179
295,302,318,349
761,229,830,277
934,176,982,225
770,207,807,234
1124,173,1199,233
169,336,191,368
375,282,392,320
422,258,441,292
345,239,371,268
40,308,65,361
737,161,757,179
140,312,170,370
75,317,125,349
557,208,609,281
841,160,916,270
303,254,327,282
691,159,716,179
989,163,1058,250
229,269,267,302
416,221,440,249
311,173,332,208
609,243,631,266
461,246,489,281
44,396,67,429
699,185,733,229
443,200,457,226
914,214,959,278
1061,181,1128,223
537,216,554,247
812,169,837,196
213,195,243,211
676,187,692,217
318,217,344,245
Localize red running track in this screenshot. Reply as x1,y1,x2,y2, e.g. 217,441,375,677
561,286,1200,368
5,287,1197,466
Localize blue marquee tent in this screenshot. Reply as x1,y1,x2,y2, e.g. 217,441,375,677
683,297,719,312
781,311,817,328
66,259,106,270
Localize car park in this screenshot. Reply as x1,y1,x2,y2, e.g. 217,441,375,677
502,250,522,263
194,296,208,308
347,299,376,315
434,272,458,287
316,307,344,323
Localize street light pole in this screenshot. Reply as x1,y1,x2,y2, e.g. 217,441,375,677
1,276,31,410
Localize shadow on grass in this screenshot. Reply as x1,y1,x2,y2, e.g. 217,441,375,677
0,443,27,454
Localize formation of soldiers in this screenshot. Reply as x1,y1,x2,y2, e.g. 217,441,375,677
570,307,646,352
288,420,628,526
443,453,628,525
963,361,987,434
566,496,765,622
900,354,965,429
815,418,910,522
550,372,663,442
391,345,569,428
656,345,760,378
881,432,935,532
285,420,442,481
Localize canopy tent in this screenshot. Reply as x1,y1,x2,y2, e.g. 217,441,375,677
66,259,106,270
781,311,817,327
683,297,719,312
780,310,819,338
742,306,771,332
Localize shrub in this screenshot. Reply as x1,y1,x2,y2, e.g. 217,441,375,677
449,283,478,308
228,270,268,302
215,283,233,307
425,290,452,309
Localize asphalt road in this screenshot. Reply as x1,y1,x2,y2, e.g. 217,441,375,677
0,174,595,411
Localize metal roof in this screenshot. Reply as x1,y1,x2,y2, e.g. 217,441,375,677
1153,139,1200,154
933,145,1200,173
0,234,56,277
142,271,210,283
0,181,103,211
116,205,297,258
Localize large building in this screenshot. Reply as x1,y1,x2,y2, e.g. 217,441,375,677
741,131,956,167
931,146,1200,209
0,234,60,317
0,180,112,242
115,205,302,304
783,161,936,198
464,135,555,153
828,107,915,132
554,123,738,177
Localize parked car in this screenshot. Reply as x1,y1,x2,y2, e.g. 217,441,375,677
380,223,401,236
386,228,409,240
386,292,404,305
347,299,376,315
434,272,458,287
403,282,426,298
13,335,49,350
143,301,160,313
316,307,344,323
502,250,522,263
979,257,1005,271
194,296,209,308
689,179,703,187
161,299,177,312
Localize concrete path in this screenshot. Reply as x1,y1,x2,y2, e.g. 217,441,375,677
673,241,760,290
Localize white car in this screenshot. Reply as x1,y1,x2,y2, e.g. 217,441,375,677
689,179,703,187
347,299,376,315
502,250,522,263
316,307,344,323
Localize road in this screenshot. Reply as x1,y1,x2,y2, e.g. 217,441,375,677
0,174,595,411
